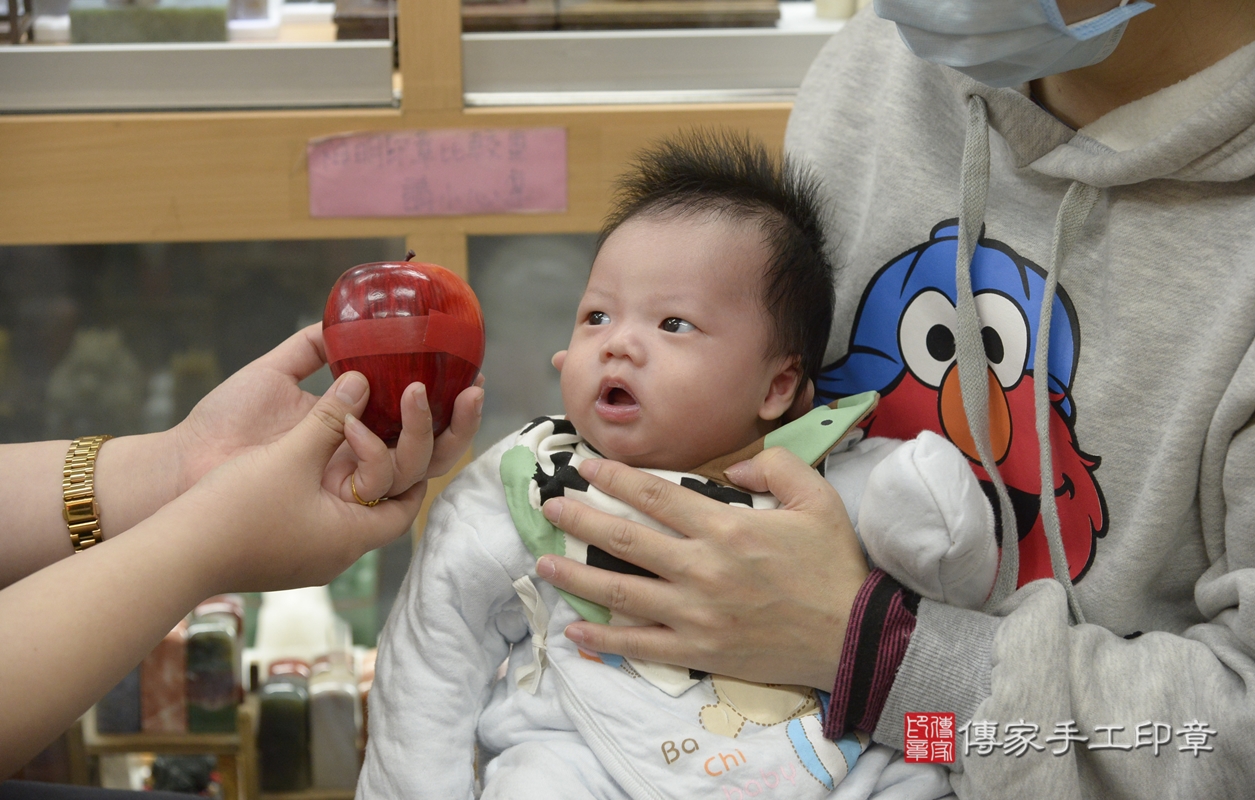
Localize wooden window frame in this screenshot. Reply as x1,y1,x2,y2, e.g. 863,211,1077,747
0,0,791,522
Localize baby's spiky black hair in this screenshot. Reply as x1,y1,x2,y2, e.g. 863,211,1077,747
599,130,835,387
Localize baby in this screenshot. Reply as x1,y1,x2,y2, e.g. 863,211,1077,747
358,133,995,800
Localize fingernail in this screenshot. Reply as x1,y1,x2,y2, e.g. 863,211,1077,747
335,372,368,404
542,498,563,522
577,459,600,480
474,388,484,417
345,412,364,434
414,383,429,412
537,557,556,578
564,625,585,645
724,461,751,485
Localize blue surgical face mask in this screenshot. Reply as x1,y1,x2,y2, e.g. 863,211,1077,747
874,0,1154,88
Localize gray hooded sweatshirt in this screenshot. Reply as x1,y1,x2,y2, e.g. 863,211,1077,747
786,9,1255,799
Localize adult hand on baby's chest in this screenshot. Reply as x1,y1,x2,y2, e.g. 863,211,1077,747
536,447,868,691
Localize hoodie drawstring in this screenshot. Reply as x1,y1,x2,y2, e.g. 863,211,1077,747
956,95,1095,625
953,96,1020,610
1033,180,1098,625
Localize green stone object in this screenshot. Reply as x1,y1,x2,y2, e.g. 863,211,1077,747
69,0,228,43
187,703,236,733
258,676,311,792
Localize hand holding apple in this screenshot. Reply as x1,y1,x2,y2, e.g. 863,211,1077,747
323,253,485,443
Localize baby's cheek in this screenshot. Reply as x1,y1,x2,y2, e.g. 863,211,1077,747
558,365,586,415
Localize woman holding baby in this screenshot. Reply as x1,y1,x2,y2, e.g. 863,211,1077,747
5,2,1255,798
540,0,1255,797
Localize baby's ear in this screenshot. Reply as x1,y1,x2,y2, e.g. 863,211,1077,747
785,378,815,422
551,350,567,372
759,357,803,422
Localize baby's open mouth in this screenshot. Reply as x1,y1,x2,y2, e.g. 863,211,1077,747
597,381,639,408
603,386,636,406
595,381,640,422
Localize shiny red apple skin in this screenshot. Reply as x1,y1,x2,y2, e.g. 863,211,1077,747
323,261,484,444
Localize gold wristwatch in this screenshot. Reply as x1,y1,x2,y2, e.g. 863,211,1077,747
62,435,113,552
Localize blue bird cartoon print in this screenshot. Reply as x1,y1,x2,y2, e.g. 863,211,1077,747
818,221,1108,586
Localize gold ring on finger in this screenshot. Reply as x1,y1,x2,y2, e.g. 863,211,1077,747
351,473,385,507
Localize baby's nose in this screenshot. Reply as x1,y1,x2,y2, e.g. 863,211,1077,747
602,328,644,363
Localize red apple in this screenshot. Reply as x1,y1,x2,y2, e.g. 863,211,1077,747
323,254,484,444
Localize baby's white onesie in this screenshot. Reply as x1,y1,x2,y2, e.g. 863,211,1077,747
357,419,994,800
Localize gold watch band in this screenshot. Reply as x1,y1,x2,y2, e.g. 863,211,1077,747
62,434,113,552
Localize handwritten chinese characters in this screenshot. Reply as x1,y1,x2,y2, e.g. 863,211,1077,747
307,127,567,218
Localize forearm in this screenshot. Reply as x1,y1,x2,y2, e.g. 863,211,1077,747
0,503,215,777
872,582,1255,797
0,432,180,589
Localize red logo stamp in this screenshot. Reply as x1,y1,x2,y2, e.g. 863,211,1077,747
904,713,956,763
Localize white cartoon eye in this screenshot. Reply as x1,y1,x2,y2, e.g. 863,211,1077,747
660,317,695,333
899,289,958,389
587,311,611,326
973,291,1029,390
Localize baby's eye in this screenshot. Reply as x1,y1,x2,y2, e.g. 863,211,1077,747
660,317,695,333
587,311,611,326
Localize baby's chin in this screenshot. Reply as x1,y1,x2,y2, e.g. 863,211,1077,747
566,409,723,473
577,432,707,473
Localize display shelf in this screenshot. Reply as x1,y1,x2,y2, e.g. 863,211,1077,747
3,0,33,43
80,697,259,800
462,0,554,32
77,698,366,799
83,727,239,756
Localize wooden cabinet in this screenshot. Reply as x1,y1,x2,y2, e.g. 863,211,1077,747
78,699,259,800
76,697,359,800
0,0,790,525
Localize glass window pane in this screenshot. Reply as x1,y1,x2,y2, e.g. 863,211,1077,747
1,0,395,112
468,233,595,454
0,237,409,644
461,0,856,106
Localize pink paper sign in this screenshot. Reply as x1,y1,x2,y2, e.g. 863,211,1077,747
307,127,567,218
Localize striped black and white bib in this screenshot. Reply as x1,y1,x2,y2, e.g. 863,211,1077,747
499,393,877,695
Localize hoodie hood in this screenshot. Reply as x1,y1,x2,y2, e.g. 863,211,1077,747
942,62,1255,186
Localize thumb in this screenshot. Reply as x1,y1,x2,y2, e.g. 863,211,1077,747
724,446,839,511
283,371,371,468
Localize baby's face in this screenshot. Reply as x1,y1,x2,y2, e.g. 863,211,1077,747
557,213,800,472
